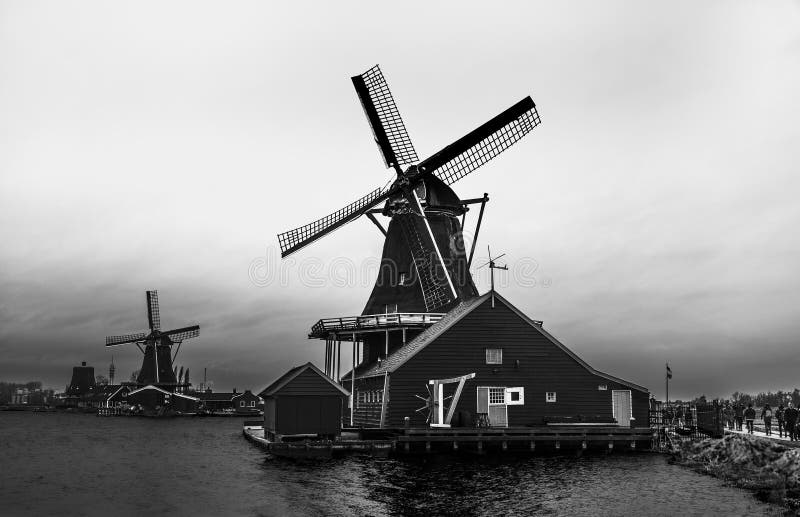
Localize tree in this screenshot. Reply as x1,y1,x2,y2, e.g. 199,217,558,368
130,370,140,382
95,375,108,386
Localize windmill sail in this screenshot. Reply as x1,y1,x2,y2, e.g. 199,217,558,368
417,97,541,186
146,290,161,331
106,333,147,346
277,187,391,257
352,65,419,169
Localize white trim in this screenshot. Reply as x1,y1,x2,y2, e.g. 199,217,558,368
546,391,557,403
127,384,200,401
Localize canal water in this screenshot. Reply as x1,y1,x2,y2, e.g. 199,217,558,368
0,412,782,516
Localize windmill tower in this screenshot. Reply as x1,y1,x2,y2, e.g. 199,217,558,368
105,291,200,387
278,65,541,370
109,356,116,385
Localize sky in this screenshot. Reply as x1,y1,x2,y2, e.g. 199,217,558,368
1,1,799,399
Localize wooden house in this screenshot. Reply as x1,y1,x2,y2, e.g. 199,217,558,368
259,363,349,441
342,292,649,429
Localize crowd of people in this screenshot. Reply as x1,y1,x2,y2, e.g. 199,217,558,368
723,401,800,440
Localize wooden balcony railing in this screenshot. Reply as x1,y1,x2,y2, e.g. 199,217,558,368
309,312,445,339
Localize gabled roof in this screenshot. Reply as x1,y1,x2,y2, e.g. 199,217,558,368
259,362,350,397
127,385,200,401
347,291,648,393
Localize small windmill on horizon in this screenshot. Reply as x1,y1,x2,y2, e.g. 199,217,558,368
105,290,200,388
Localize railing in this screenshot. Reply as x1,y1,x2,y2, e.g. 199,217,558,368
309,312,446,338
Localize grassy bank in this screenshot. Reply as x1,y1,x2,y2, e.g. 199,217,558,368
675,433,800,511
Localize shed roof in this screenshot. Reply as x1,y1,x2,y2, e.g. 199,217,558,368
259,362,350,397
345,291,648,393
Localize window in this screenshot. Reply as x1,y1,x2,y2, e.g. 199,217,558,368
357,391,366,404
505,387,525,405
546,392,557,403
489,387,505,404
485,348,503,365
399,272,407,285
240,401,245,407
598,384,608,391
249,400,255,407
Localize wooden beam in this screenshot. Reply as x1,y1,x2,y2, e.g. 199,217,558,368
467,193,489,268
366,212,387,236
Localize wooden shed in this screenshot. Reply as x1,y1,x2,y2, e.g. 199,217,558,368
259,362,349,441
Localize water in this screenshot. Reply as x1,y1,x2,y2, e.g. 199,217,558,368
0,412,782,516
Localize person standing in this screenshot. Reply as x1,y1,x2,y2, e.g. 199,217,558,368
734,403,744,431
724,403,735,430
744,403,756,434
761,404,773,436
785,402,798,441
776,404,786,438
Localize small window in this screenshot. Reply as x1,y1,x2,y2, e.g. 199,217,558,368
249,400,255,407
489,387,505,404
240,401,245,407
598,384,608,391
506,387,525,405
485,349,503,365
399,272,407,285
546,392,557,403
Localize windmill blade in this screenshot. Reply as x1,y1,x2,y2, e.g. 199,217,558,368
417,97,541,185
277,186,392,258
146,291,161,331
398,193,457,312
105,333,147,347
162,325,200,342
352,65,419,169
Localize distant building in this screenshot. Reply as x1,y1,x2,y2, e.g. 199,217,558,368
66,361,97,396
196,389,264,413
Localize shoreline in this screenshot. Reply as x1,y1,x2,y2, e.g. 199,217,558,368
672,433,800,511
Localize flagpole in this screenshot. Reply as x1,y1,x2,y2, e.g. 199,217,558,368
666,362,670,405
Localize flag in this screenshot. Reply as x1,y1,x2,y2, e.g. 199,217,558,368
666,363,673,380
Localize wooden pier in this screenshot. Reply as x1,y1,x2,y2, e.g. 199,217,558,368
244,423,655,458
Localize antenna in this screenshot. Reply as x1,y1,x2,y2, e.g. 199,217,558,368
477,245,508,308
109,355,116,385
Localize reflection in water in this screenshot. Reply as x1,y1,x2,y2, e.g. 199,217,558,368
0,413,778,516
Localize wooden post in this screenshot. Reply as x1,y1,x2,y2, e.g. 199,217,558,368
337,339,341,383
530,441,535,451
350,333,356,427
501,441,507,451
379,373,389,429
453,441,458,451
385,329,389,357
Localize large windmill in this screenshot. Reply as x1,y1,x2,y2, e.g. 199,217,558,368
105,291,200,387
277,65,541,315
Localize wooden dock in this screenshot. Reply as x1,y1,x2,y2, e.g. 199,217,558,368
394,426,654,454
243,426,394,458
244,424,655,457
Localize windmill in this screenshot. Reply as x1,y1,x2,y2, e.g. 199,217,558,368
277,65,541,315
105,291,200,387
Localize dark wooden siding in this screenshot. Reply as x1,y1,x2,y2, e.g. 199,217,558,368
275,396,343,436
264,397,276,431
386,297,649,427
275,369,344,396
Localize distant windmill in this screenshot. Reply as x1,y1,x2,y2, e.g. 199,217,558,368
105,291,200,387
477,246,508,308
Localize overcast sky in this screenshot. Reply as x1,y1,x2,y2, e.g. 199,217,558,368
1,1,799,399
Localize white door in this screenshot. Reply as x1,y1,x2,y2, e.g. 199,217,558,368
612,390,632,427
477,387,508,427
